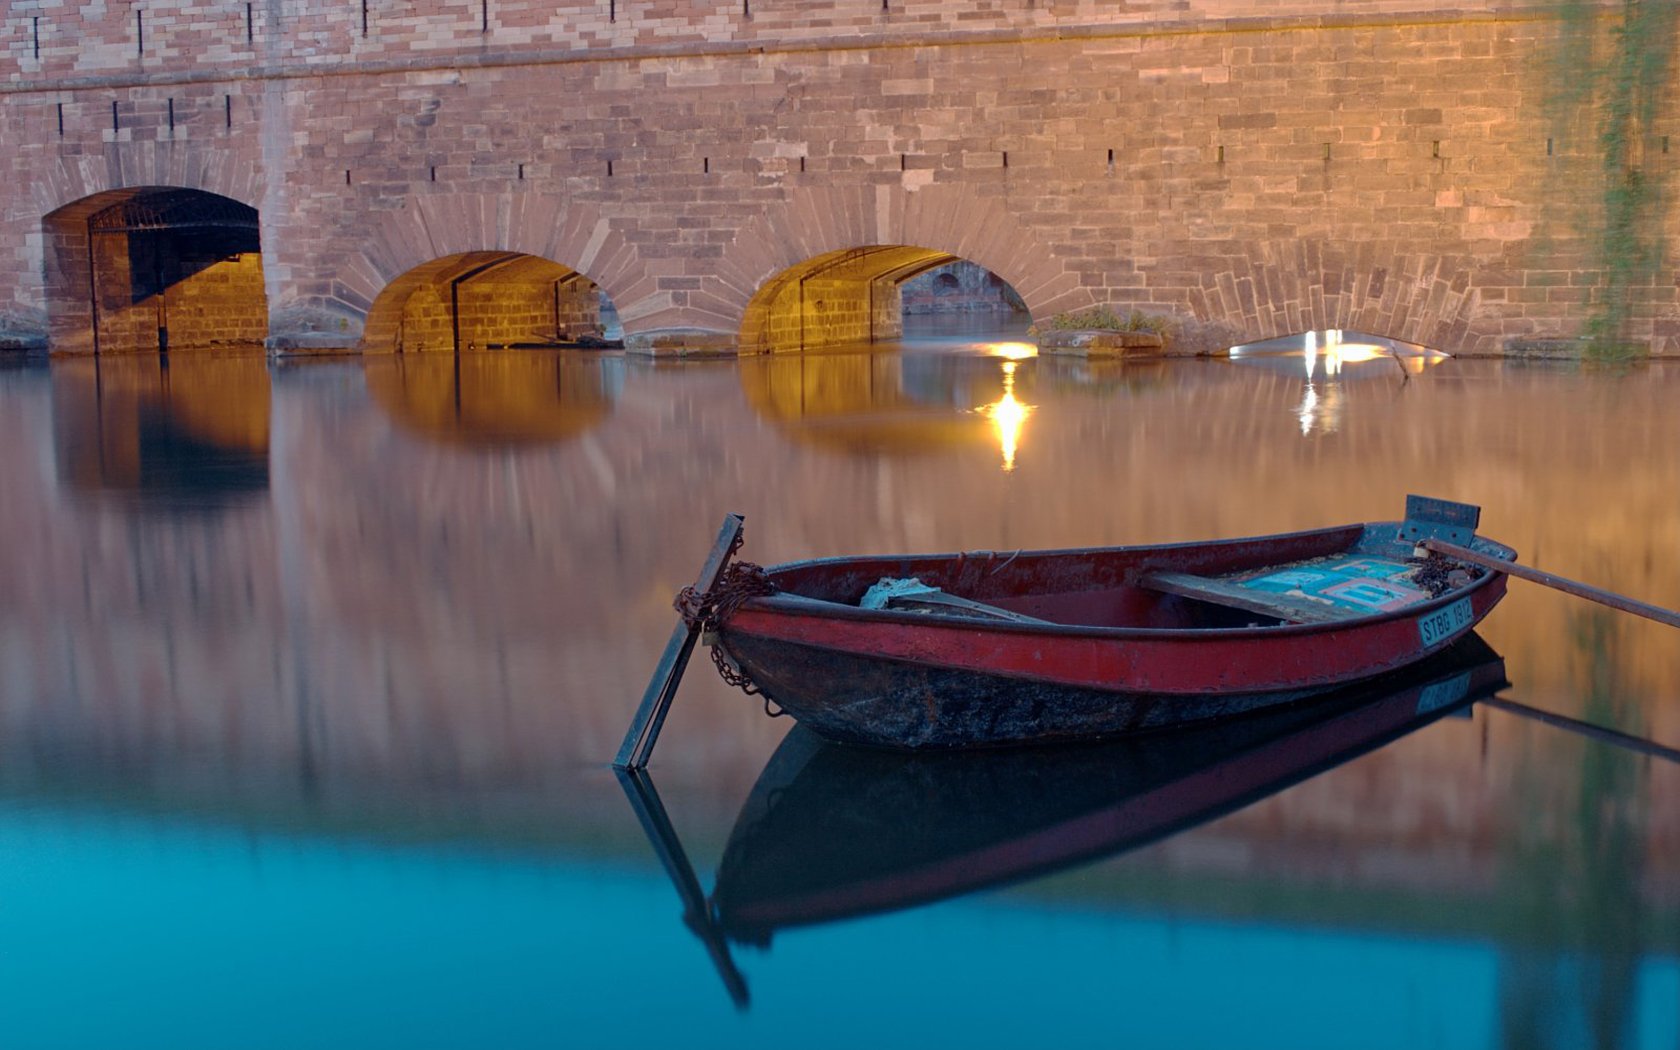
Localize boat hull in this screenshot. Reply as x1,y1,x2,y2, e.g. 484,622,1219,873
723,631,1344,748
717,521,1512,749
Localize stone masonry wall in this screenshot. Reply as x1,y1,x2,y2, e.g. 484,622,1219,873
158,251,268,348
4,3,1678,355
390,273,602,351
0,1,1551,81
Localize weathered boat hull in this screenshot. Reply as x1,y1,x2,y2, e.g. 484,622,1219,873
717,520,1512,749
723,631,1343,748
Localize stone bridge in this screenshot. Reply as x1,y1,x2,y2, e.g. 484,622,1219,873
2,1,1677,356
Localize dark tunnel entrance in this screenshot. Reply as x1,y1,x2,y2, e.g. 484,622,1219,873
44,188,268,354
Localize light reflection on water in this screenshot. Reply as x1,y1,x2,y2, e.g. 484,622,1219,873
1,330,1678,1046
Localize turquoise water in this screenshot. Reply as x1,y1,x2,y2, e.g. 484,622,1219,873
1,338,1677,1046
2,795,1676,1049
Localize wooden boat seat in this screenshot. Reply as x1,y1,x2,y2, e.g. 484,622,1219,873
1139,570,1352,625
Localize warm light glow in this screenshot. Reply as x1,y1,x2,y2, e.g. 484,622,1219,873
980,341,1038,361
1303,330,1318,378
1298,381,1318,435
980,359,1033,471
1325,340,1387,375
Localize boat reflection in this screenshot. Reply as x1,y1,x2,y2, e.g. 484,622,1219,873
51,354,270,509
363,351,622,448
738,352,1036,468
623,634,1509,1006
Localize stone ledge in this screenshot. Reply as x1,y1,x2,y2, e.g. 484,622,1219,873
1502,337,1586,359
266,333,361,357
624,328,741,358
1501,336,1680,360
1035,329,1172,358
0,332,48,354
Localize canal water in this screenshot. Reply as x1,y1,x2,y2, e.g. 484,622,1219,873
0,325,1676,1048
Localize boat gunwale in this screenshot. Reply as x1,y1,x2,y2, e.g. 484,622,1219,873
736,520,1516,642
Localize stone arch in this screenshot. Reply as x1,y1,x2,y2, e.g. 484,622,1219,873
1179,242,1485,354
43,185,268,355
362,251,611,353
33,145,267,354
32,144,265,220
335,193,650,352
710,184,1093,352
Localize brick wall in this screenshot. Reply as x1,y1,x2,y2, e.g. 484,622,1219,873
0,1,1548,81
4,4,1678,356
374,256,603,351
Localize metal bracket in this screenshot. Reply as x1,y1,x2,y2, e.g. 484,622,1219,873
1400,495,1481,547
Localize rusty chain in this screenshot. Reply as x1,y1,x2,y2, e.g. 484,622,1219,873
674,558,778,700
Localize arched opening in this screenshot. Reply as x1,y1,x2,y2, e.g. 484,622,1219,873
362,252,621,354
739,246,1029,354
42,188,267,355
1228,329,1448,376
1227,329,1453,438
903,261,1026,315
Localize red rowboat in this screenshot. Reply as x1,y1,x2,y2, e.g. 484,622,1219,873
619,633,1507,1006
703,496,1512,749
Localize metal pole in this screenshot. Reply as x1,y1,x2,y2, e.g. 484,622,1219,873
615,513,746,769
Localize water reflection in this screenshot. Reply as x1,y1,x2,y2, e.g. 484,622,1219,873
363,351,622,448
626,636,1508,1004
1034,354,1170,395
3,340,1680,1046
50,354,270,510
739,351,1036,467
1229,329,1451,436
1496,610,1660,1050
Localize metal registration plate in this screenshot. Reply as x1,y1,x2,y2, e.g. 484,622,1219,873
1417,597,1473,647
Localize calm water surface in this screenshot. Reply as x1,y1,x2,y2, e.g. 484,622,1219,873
0,326,1677,1048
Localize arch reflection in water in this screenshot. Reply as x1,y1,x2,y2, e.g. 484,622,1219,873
622,634,1508,1007
739,351,1036,468
363,352,623,448
50,354,271,509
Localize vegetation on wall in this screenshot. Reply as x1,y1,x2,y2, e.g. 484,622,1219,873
1545,0,1679,360
1027,308,1174,338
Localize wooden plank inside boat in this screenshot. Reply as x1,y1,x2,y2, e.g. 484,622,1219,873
1139,570,1349,625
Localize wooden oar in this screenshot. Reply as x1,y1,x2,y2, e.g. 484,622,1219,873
615,513,745,770
1421,538,1680,630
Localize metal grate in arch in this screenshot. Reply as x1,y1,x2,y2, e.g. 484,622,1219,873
87,189,259,234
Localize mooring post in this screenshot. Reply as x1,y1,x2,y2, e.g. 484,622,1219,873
614,513,745,769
